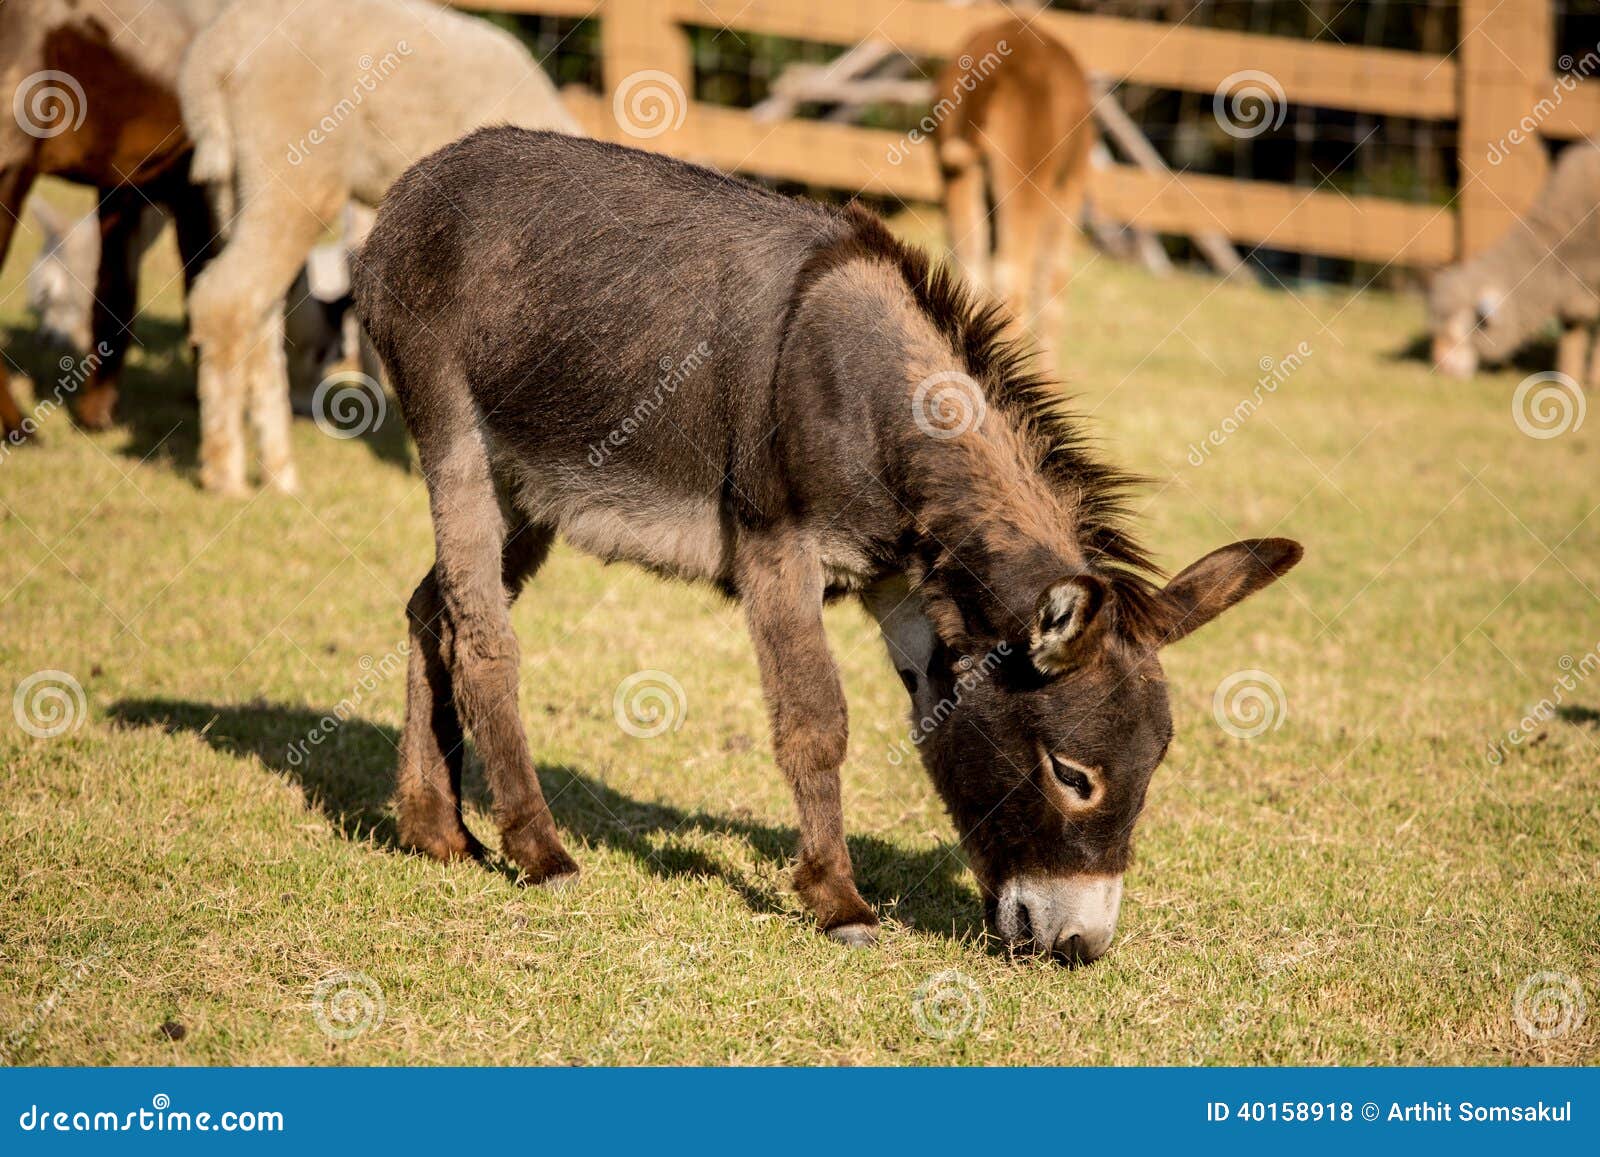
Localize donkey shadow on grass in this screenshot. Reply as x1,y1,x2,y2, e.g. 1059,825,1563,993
0,320,412,478
107,698,987,943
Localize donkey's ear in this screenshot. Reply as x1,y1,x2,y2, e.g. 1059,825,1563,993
1030,574,1106,675
1152,538,1302,646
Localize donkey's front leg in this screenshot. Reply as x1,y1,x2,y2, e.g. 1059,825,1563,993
738,540,878,945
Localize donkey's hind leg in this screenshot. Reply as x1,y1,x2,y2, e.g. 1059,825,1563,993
409,413,576,884
398,515,556,861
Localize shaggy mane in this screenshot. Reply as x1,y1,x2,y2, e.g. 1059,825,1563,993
836,205,1168,632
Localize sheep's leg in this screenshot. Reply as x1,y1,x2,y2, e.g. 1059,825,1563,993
737,535,877,944
188,196,322,494
409,404,576,884
75,185,143,430
1557,321,1590,385
0,164,39,442
398,516,555,862
249,306,299,493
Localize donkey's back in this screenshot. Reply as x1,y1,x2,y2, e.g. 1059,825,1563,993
356,128,861,582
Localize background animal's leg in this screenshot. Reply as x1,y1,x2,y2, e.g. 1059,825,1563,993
187,196,322,494
159,158,221,293
1556,320,1589,384
74,185,142,430
0,165,39,440
420,420,576,884
986,155,1047,338
1031,172,1091,374
738,539,877,943
249,306,299,492
1587,324,1600,389
941,146,992,294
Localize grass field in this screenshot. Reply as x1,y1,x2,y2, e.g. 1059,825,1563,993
1,180,1595,1066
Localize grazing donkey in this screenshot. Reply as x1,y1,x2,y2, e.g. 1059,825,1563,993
354,129,1302,964
934,17,1095,371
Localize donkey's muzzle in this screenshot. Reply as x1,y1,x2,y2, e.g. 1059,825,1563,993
994,873,1123,966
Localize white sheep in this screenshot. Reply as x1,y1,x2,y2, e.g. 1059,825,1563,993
179,0,580,494
1431,142,1600,385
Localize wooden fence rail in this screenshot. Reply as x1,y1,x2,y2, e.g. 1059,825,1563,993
467,0,1597,269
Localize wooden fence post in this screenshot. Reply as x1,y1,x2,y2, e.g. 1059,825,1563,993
1457,0,1553,259
600,0,694,147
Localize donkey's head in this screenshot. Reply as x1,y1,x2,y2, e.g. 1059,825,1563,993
909,537,1302,965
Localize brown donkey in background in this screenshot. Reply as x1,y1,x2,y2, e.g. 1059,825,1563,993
355,129,1301,964
934,17,1094,371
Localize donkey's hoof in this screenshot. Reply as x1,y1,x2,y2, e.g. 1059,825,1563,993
826,922,879,948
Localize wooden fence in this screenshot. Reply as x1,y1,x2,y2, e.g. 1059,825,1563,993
468,0,1598,268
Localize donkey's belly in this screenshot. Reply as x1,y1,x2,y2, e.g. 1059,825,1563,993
556,494,733,585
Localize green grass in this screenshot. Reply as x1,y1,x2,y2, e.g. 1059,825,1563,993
1,183,1595,1066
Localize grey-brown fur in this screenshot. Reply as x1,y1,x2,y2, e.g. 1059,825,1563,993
355,129,1301,962
1431,143,1600,383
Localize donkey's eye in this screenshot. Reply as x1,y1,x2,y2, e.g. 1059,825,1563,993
1050,756,1095,801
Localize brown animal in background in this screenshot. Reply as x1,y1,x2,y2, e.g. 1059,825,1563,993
0,0,227,441
355,129,1302,964
933,18,1095,370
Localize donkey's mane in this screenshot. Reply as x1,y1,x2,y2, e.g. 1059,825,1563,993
833,205,1167,628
